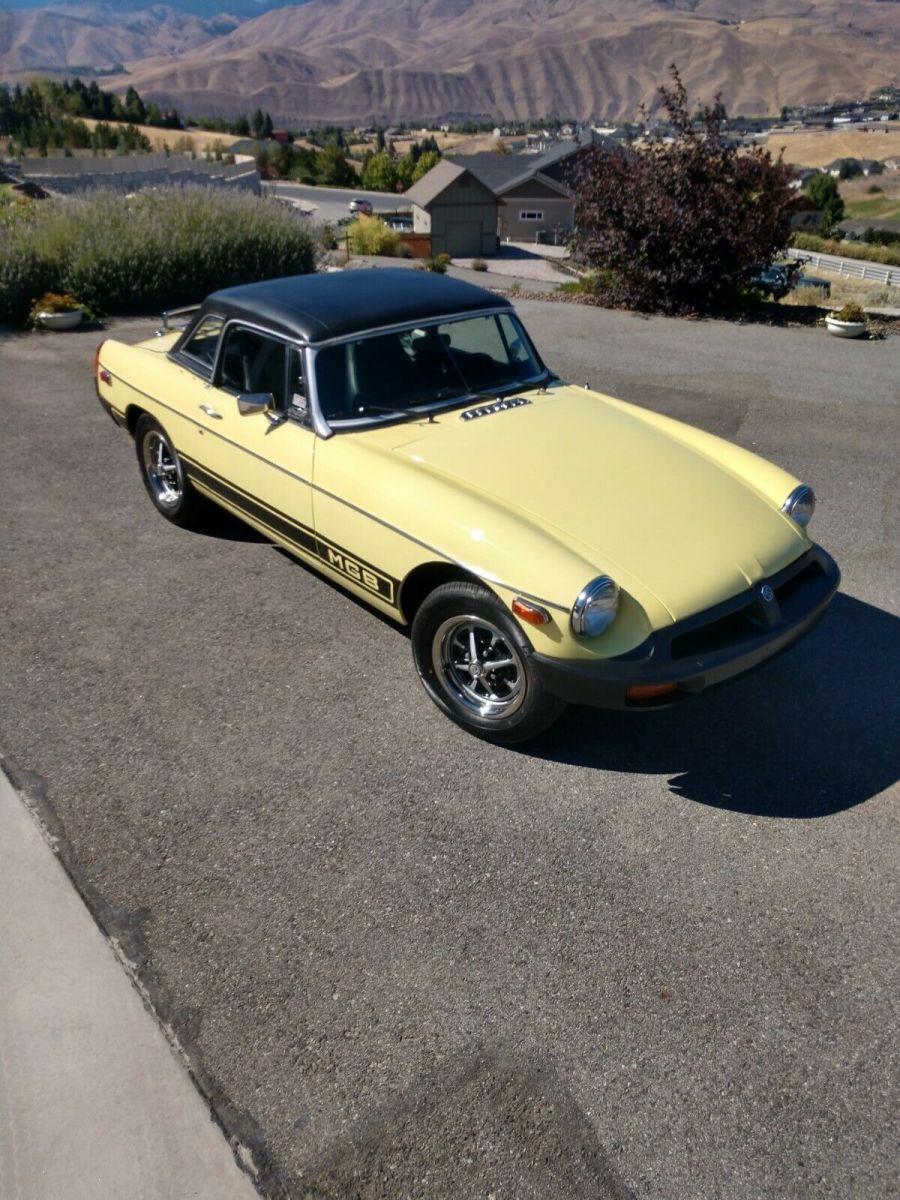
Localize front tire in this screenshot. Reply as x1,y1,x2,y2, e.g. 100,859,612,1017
135,414,205,529
411,582,565,744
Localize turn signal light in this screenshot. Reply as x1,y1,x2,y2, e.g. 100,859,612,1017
93,340,106,379
625,683,679,702
512,597,551,626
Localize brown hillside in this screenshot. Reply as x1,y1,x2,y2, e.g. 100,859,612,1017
0,7,237,73
3,0,899,125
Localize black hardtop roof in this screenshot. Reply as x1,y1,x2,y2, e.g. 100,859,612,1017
203,269,511,344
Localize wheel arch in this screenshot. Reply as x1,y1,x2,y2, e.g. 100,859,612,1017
124,403,149,436
398,561,493,625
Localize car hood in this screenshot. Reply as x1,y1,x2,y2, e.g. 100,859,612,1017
386,385,807,622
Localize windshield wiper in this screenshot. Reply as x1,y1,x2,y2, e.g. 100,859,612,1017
356,372,558,425
355,404,413,420
461,369,558,407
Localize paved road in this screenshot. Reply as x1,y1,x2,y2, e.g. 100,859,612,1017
265,181,406,225
1,304,898,1200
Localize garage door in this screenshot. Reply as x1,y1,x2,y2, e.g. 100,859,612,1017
445,221,483,257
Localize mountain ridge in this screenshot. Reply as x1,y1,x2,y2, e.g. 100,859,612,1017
2,0,898,124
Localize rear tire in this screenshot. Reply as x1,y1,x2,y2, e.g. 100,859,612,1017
135,414,205,529
411,582,565,744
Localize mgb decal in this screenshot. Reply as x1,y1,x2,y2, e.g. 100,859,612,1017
319,543,396,603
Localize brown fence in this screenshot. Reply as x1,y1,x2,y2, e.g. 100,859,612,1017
398,233,432,258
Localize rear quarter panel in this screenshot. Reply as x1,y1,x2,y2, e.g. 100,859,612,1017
98,336,209,467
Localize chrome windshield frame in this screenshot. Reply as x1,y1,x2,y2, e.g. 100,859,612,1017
309,308,548,436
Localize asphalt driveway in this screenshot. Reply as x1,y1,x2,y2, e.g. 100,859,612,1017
1,303,898,1199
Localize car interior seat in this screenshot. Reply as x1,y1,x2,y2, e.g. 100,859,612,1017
351,334,420,411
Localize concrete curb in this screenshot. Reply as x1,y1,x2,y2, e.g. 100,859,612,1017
0,768,261,1200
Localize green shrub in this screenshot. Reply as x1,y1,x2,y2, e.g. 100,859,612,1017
557,270,616,296
420,253,451,274
832,302,866,323
791,232,900,267
346,215,402,257
0,189,316,326
861,227,900,247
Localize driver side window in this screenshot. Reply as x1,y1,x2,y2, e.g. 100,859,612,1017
219,327,288,408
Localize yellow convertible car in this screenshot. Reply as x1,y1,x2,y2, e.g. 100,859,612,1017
94,270,839,742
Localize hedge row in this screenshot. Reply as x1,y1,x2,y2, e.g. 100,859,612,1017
0,188,317,326
791,232,900,268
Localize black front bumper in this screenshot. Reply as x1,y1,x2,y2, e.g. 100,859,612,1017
532,545,840,709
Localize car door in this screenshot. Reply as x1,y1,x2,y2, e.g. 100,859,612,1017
188,324,316,558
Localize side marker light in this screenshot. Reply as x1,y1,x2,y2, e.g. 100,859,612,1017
512,598,551,626
626,683,679,702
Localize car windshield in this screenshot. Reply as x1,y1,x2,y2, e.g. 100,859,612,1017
314,311,545,427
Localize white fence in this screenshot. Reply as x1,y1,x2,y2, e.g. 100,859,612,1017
788,247,900,288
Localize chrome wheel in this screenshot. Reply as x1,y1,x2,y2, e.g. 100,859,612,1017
432,615,526,720
142,430,182,509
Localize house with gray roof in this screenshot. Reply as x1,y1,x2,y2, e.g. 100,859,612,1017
450,141,592,243
404,159,499,258
824,157,884,179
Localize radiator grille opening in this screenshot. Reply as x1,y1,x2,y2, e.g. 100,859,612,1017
670,605,764,660
775,560,825,612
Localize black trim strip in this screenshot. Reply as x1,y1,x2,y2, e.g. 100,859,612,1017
181,454,399,605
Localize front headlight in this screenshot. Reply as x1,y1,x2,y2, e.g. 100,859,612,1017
571,575,619,637
782,484,816,528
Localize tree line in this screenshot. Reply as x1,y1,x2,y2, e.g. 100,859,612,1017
0,78,179,154
254,136,442,190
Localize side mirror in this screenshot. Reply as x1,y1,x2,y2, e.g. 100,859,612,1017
237,392,274,416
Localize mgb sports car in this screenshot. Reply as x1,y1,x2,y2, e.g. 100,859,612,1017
94,269,839,743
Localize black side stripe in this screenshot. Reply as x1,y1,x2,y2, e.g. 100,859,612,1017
107,365,567,613
181,454,399,605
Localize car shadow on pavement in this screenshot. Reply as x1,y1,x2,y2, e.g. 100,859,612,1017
195,508,271,543
529,594,900,818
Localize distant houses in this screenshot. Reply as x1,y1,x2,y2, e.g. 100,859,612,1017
824,157,885,178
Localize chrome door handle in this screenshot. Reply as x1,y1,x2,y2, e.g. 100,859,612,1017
199,404,222,418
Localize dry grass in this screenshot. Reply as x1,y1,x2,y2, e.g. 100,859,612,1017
769,128,900,168
781,266,898,310
839,174,900,220
79,118,237,154
389,131,517,157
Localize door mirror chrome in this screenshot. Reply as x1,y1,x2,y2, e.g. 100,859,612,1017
237,391,275,416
